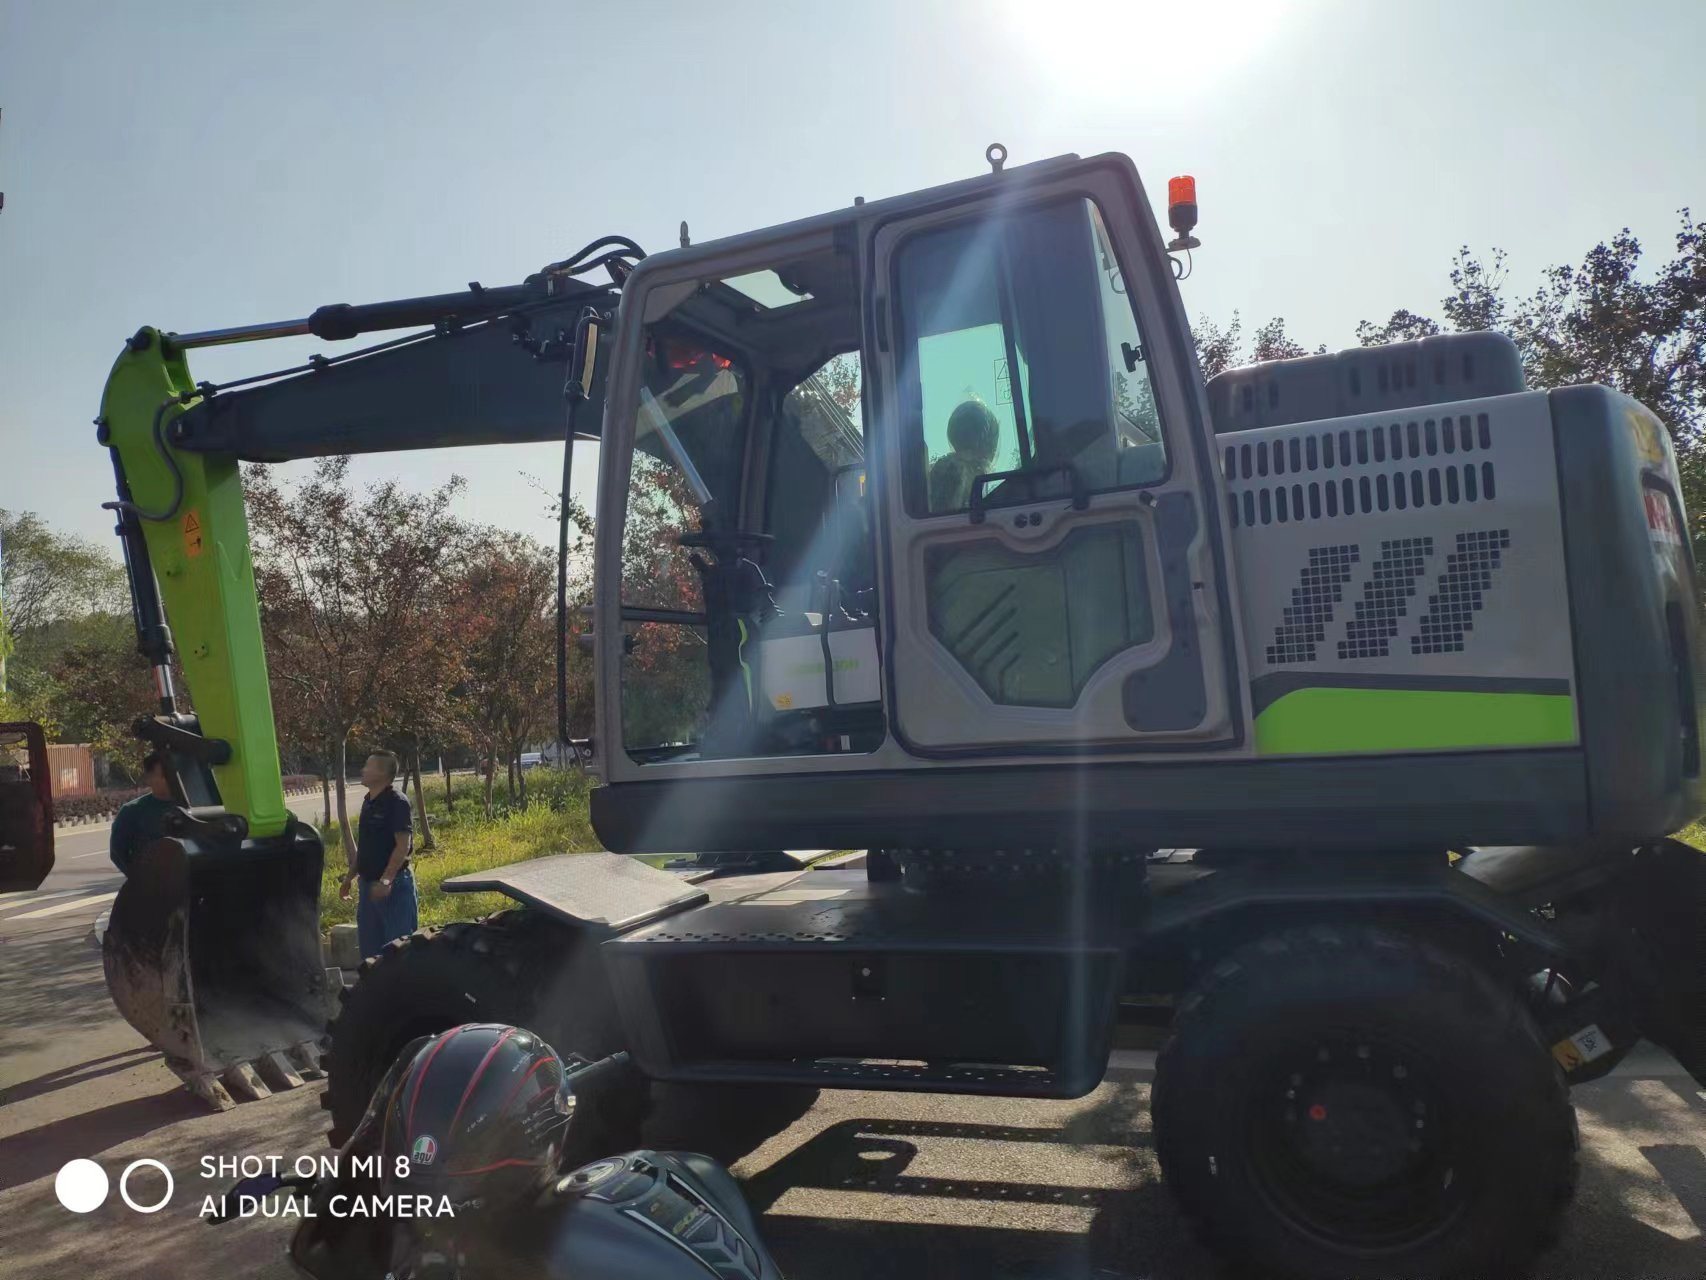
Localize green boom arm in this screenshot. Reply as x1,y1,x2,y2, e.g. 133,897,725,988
100,331,288,838
95,269,618,839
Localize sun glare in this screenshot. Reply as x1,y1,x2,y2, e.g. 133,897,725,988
1005,0,1304,105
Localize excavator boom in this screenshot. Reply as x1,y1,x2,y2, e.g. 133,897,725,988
102,330,288,837
95,265,619,1106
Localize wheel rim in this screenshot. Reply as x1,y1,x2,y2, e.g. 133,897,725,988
1245,1030,1467,1252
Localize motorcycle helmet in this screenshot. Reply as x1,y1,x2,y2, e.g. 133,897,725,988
379,1023,575,1213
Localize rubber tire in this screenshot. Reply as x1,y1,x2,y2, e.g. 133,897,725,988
321,909,644,1158
1152,924,1577,1280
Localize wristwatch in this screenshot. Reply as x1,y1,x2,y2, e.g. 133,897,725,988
380,877,393,889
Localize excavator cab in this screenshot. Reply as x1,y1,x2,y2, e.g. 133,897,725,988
587,153,1246,851
0,721,55,892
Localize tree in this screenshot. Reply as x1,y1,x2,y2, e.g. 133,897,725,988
616,453,713,751
1191,313,1325,376
0,510,150,756
529,437,701,762
246,458,466,856
0,510,125,644
0,663,61,737
814,352,862,417
363,606,464,847
1192,313,1244,380
1250,317,1322,364
1355,308,1442,347
452,531,560,816
35,613,158,763
1354,212,1706,561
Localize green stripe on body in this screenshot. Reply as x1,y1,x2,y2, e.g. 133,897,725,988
1255,687,1577,755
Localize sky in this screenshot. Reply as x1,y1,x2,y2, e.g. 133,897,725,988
1,0,1701,550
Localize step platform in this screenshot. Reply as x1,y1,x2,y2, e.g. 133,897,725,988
603,869,1132,1098
444,851,708,934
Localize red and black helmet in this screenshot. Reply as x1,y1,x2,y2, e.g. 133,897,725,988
378,1023,574,1211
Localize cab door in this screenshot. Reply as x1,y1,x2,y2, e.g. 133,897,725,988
868,159,1247,755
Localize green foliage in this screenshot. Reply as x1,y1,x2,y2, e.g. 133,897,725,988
30,612,158,758
451,530,568,815
247,458,471,850
0,510,125,644
318,767,599,929
0,509,152,750
0,675,60,737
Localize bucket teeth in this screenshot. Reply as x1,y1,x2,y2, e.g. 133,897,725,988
167,1047,321,1111
289,1040,326,1080
255,1051,305,1092
222,1062,273,1102
178,1070,237,1111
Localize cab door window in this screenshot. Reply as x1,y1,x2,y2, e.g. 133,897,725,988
895,197,1168,518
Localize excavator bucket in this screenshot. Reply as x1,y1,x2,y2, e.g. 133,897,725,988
102,827,333,1109
0,722,55,893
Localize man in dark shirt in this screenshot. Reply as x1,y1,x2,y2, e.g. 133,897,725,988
340,749,419,959
109,751,180,875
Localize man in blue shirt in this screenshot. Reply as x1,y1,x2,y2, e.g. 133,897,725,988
109,752,181,875
339,749,419,959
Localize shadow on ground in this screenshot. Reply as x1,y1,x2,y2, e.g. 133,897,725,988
735,1076,1213,1280
0,1047,162,1108
0,928,123,1070
0,1087,204,1192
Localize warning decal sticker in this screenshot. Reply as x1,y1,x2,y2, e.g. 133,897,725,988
183,509,204,558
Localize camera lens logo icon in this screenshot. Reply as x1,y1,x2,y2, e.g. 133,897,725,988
55,1160,107,1213
55,1159,173,1214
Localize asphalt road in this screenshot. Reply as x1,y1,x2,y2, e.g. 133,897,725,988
2,830,1704,1278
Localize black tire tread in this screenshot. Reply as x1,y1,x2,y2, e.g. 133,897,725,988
320,908,642,1151
1153,923,1577,1279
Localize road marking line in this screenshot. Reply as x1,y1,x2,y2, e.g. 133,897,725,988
0,889,84,912
8,891,120,921
0,885,97,900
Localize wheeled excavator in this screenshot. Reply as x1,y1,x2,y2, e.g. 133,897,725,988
8,145,1704,1277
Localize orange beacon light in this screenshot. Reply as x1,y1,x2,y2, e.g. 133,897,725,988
1167,175,1200,251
